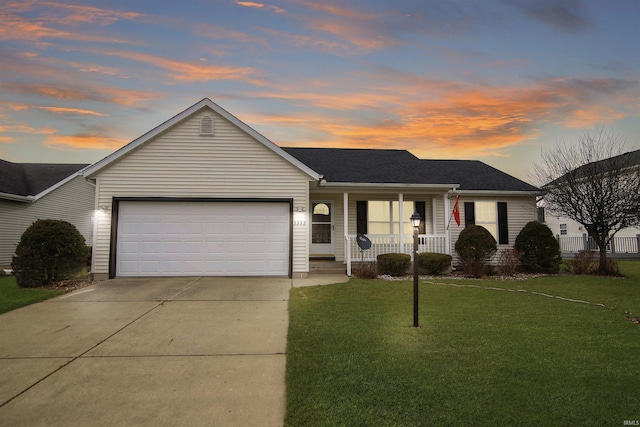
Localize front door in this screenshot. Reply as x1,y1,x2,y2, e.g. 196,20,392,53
310,201,334,257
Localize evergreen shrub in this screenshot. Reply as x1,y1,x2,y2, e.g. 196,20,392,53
11,219,89,288
377,253,411,276
417,252,452,275
514,221,561,273
454,225,497,278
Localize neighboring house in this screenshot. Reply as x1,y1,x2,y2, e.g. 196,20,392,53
83,98,539,280
0,160,95,266
542,149,640,255
545,213,640,254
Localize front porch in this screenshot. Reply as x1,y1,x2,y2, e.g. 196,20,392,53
307,190,456,276
345,234,447,271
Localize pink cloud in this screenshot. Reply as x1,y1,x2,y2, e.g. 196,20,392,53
235,1,285,13
244,75,637,159
44,134,127,151
37,106,108,116
98,49,264,84
0,1,142,43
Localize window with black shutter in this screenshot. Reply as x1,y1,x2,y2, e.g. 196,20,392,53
497,202,508,244
415,201,426,234
463,201,508,244
356,201,367,234
464,202,475,227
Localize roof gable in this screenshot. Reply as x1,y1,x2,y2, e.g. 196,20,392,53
83,98,320,180
0,159,88,200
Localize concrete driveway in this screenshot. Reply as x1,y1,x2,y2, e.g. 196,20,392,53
0,276,295,426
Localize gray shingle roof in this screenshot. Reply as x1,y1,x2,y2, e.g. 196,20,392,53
0,159,88,197
548,149,640,186
283,147,538,192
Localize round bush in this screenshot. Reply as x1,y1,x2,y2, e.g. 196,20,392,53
417,252,452,275
377,253,411,276
514,221,561,273
454,225,497,262
11,219,89,288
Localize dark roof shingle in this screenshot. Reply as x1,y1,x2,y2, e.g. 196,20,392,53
0,160,88,197
283,147,537,192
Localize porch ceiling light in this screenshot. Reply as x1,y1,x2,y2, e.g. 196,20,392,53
410,211,422,228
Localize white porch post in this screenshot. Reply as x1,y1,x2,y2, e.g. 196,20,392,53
344,192,351,276
432,198,438,234
398,193,404,253
444,192,451,254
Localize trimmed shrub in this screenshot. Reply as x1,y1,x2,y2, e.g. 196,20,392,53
514,221,561,273
377,253,411,276
572,250,596,274
354,262,378,279
604,259,621,277
454,225,497,278
497,248,520,276
11,219,89,288
417,252,452,275
570,250,621,276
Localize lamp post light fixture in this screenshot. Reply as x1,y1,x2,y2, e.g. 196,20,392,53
410,211,422,327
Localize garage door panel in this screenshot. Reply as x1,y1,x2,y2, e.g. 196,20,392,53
116,201,290,277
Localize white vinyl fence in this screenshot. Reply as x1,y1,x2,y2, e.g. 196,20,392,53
557,234,640,254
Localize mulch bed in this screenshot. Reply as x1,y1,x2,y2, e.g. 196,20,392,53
39,279,99,293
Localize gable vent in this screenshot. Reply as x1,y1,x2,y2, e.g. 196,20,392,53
200,115,214,135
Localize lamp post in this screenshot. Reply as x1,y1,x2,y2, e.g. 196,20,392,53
410,211,422,327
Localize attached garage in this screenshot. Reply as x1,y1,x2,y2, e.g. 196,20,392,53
113,199,291,277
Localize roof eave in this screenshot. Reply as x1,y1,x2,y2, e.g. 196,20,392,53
458,189,540,196
319,181,460,190
32,169,88,201
0,192,33,202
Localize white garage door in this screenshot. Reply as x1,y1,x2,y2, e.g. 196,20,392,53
116,201,290,277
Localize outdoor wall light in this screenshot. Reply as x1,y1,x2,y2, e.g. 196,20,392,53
294,211,306,225
410,211,422,327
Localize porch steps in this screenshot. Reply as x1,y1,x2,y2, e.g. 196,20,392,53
309,260,347,274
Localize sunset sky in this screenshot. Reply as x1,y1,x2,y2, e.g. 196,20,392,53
1,0,638,182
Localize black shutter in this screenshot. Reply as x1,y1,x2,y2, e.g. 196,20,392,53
356,201,368,234
464,202,475,227
498,202,508,244
415,201,426,234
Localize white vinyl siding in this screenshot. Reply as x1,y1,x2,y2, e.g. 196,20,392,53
90,109,313,276
0,176,95,266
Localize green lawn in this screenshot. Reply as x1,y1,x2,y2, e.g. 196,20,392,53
286,261,640,426
0,276,63,315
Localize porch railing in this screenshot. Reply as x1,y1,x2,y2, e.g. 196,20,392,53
346,234,447,263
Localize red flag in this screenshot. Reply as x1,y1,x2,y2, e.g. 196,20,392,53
452,194,461,226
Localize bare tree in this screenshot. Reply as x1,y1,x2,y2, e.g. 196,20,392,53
532,127,640,274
